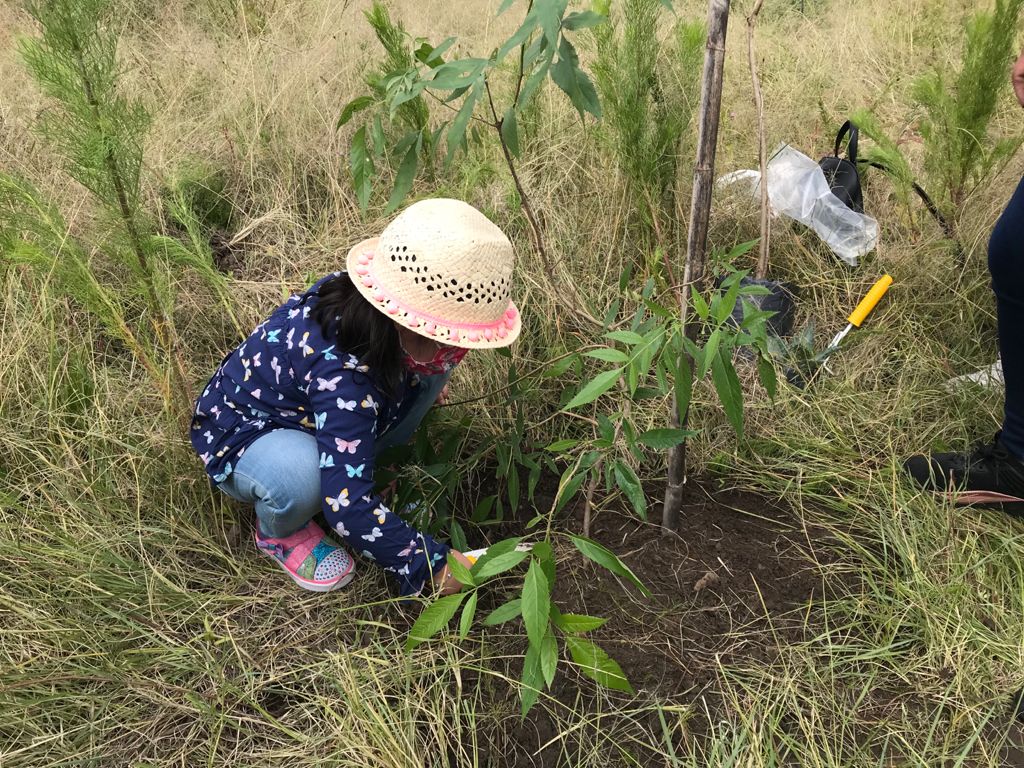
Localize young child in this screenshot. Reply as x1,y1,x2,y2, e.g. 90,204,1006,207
190,199,521,597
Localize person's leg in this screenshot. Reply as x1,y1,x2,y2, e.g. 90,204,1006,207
219,428,322,537
989,175,1024,458
904,176,1024,505
218,429,354,590
375,371,451,455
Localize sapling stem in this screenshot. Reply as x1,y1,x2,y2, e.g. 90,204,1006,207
662,0,731,534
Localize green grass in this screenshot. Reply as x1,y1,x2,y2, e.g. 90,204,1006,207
3,0,1024,765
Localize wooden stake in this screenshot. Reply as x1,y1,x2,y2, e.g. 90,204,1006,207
747,0,771,280
662,0,731,534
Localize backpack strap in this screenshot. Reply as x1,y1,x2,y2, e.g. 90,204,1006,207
858,158,955,243
833,120,859,164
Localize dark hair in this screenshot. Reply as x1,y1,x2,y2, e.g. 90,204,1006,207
311,273,404,397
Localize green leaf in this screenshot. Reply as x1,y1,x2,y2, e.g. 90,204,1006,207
564,367,622,410
550,37,601,119
517,56,551,108
757,355,778,400
739,303,777,330
612,460,646,521
508,464,520,512
472,494,497,523
522,28,548,70
698,329,720,380
543,354,576,378
497,0,517,13
601,299,621,330
472,548,530,581
637,428,695,449
535,0,568,43
540,630,558,687
532,540,556,589
726,239,759,260
605,330,643,345
458,590,478,639
565,636,633,693
388,81,427,114
428,58,490,90
415,36,456,66
384,137,419,213
545,439,580,452
370,114,386,157
445,81,481,165
711,347,744,440
484,598,522,626
714,281,742,325
552,613,607,634
443,83,472,104
501,106,520,158
569,535,651,597
562,10,607,30
522,559,551,649
520,641,543,717
337,95,374,129
497,10,541,62
447,552,476,587
528,462,542,502
554,467,587,514
625,358,640,395
673,350,692,420
690,286,709,320
584,348,628,363
349,126,374,211
643,296,675,320
406,592,466,650
633,328,665,386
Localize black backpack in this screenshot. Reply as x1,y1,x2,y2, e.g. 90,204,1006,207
819,120,863,213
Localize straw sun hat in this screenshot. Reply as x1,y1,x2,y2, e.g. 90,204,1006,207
345,198,521,350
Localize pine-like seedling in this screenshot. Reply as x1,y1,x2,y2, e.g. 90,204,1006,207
1,0,225,422
913,0,1024,215
592,0,702,247
364,2,432,146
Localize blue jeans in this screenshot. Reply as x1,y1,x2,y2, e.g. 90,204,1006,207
218,372,449,538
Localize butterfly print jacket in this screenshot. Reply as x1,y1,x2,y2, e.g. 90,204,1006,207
190,273,453,595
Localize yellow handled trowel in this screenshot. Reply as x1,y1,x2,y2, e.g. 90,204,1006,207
786,274,893,388
825,274,893,353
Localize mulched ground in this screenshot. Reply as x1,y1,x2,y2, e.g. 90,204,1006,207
469,476,854,767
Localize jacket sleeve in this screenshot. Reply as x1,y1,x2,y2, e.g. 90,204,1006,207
307,364,450,596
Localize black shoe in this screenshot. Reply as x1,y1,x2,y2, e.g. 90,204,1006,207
904,433,1024,506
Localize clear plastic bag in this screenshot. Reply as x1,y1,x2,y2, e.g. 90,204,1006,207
717,144,880,267
764,144,878,266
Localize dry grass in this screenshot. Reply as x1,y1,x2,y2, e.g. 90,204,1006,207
3,0,1024,765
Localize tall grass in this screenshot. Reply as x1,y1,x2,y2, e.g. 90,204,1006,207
3,0,1024,765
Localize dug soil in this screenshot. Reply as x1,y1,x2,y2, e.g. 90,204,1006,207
474,477,854,767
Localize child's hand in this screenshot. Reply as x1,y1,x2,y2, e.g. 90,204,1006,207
435,383,450,405
432,550,473,596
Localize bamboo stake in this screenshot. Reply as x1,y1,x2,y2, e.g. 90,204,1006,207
662,0,731,534
747,0,771,279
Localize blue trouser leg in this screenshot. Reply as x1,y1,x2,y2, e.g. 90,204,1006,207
217,428,321,538
217,373,447,536
989,174,1024,459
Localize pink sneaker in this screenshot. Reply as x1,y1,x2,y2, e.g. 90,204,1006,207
254,520,355,592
